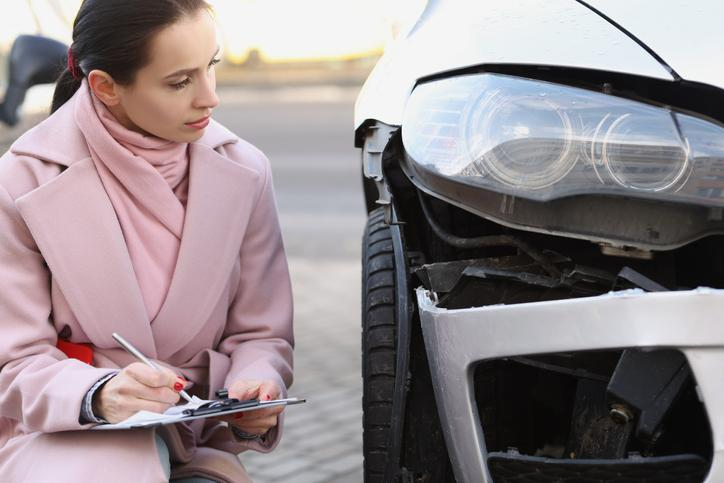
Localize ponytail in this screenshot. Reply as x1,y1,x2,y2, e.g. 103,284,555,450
51,67,83,114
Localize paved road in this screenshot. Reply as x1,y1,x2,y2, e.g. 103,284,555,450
214,84,368,482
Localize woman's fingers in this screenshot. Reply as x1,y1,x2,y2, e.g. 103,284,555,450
228,379,263,400
222,379,284,433
257,380,281,401
94,363,186,423
232,414,279,435
104,379,178,414
95,387,172,422
226,402,284,436
218,404,284,424
125,362,179,388
228,379,282,402
128,397,176,415
116,365,182,404
121,378,180,405
242,405,285,420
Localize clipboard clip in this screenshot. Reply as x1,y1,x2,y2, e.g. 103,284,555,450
182,388,259,417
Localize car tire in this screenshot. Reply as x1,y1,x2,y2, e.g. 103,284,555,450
362,207,398,483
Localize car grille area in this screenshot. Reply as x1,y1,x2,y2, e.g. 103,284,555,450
487,451,708,483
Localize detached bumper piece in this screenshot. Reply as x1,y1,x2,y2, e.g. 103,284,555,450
487,452,708,483
417,287,724,483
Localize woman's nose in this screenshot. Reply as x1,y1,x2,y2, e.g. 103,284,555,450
194,74,219,110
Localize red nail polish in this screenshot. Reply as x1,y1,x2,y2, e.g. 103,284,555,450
264,394,272,401
173,382,183,392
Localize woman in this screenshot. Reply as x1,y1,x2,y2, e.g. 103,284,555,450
0,1,293,482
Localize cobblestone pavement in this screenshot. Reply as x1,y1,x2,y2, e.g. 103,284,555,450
215,84,368,482
241,258,364,483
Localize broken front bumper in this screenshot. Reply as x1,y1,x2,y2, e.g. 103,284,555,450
417,287,724,483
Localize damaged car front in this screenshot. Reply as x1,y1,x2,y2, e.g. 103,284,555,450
357,1,724,482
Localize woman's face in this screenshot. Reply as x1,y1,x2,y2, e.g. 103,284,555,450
108,10,221,143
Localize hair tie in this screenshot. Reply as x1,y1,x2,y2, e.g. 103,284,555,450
67,48,81,80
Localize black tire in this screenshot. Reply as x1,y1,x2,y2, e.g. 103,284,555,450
362,207,397,483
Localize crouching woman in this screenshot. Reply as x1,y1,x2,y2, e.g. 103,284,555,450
0,1,293,481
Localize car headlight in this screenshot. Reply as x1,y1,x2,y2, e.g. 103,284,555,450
402,73,724,206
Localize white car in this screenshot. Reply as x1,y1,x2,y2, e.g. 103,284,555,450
356,2,724,482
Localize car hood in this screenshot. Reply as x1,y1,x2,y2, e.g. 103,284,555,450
584,0,724,89
355,0,721,135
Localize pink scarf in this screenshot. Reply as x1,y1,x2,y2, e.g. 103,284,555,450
74,81,189,321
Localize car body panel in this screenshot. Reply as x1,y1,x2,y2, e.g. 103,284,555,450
585,0,724,89
354,0,673,131
417,287,724,483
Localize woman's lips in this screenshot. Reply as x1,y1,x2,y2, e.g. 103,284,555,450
185,115,210,130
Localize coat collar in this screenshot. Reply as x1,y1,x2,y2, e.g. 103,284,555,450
13,95,257,360
9,89,237,167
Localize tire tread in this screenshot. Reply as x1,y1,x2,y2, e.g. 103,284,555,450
362,208,397,481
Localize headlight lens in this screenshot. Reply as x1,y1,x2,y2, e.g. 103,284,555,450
402,73,724,206
464,88,578,189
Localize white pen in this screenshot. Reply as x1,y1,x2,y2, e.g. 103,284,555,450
112,332,193,403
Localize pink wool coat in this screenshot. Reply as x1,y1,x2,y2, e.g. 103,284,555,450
0,94,294,482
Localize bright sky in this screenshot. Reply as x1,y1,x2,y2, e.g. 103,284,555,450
0,0,427,62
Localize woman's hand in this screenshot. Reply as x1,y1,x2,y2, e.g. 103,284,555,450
219,379,284,437
93,362,186,423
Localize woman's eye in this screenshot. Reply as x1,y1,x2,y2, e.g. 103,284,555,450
170,59,220,90
171,78,192,90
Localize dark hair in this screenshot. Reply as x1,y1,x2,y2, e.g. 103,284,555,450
51,0,212,113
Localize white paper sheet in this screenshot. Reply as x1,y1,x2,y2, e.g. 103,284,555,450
92,397,304,430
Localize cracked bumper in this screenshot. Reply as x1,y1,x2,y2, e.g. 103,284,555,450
417,287,724,483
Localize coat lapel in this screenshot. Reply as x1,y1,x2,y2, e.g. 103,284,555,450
10,95,244,360
151,143,260,360
15,159,156,356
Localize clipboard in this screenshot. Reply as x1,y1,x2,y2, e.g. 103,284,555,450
92,394,306,430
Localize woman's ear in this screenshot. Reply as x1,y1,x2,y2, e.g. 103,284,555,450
87,69,121,106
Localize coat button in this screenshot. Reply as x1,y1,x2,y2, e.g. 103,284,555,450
58,325,72,339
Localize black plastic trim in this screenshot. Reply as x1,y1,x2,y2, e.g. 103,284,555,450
384,204,412,482
488,451,708,483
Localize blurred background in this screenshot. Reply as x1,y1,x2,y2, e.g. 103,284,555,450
0,0,428,90
0,1,427,482
0,0,429,121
